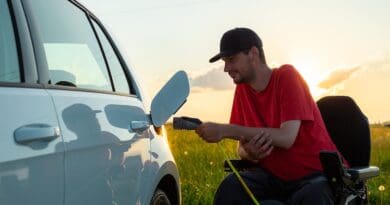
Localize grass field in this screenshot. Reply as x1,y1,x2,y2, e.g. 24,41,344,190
166,124,390,205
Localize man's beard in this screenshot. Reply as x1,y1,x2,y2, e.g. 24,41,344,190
233,77,244,84
232,71,254,84
231,61,255,84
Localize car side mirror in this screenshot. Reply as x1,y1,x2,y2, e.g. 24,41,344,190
150,71,190,127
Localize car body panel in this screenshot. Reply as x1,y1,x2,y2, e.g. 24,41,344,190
46,89,151,205
1,0,186,204
147,127,181,204
0,87,65,204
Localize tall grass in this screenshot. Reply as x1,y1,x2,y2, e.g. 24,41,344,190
367,125,390,204
166,124,390,205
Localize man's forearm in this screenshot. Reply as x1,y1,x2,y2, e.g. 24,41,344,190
220,123,299,149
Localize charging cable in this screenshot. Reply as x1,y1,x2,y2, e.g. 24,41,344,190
173,116,260,205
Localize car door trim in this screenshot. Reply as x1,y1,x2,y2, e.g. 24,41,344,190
43,83,139,98
7,0,38,83
0,82,43,88
20,0,50,84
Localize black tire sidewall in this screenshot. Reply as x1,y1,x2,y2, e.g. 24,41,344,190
151,189,171,205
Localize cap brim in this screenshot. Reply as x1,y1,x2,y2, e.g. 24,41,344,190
209,50,238,63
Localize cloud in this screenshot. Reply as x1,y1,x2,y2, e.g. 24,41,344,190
190,67,234,90
319,52,390,122
317,67,361,89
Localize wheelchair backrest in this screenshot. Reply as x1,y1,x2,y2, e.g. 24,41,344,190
317,96,370,167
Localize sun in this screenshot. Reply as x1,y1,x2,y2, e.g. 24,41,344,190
290,60,326,99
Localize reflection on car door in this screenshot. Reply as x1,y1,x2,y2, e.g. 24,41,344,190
47,91,151,205
23,0,151,204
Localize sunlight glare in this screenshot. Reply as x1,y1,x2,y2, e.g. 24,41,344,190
291,60,326,98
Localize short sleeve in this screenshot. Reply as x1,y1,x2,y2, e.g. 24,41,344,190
278,65,314,122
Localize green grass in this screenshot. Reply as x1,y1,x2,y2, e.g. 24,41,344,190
367,125,390,204
166,124,390,205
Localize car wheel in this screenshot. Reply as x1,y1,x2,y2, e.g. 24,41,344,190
151,189,171,205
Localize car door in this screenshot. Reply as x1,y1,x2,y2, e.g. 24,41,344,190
23,0,151,204
0,0,65,204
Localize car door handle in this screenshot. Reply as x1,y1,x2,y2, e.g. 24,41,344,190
130,121,150,133
14,124,60,144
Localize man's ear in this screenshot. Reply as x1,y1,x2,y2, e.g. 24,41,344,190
249,46,258,61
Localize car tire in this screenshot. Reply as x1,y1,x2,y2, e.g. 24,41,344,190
150,189,171,205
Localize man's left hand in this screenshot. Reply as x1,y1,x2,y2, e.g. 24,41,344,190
240,130,273,160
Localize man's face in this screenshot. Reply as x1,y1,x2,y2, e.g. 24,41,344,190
222,51,254,84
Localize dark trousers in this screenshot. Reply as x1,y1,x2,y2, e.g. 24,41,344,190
214,168,334,205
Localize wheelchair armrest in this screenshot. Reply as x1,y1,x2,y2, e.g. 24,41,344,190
224,159,258,172
347,166,380,181
320,151,380,192
319,151,347,183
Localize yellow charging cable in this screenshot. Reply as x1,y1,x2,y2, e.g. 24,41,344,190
217,143,260,205
172,117,260,204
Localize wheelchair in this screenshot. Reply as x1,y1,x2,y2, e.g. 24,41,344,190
224,96,380,205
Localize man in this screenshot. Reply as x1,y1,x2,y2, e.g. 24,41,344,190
195,28,343,205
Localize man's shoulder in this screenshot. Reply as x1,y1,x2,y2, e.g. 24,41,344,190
277,64,298,74
274,64,302,81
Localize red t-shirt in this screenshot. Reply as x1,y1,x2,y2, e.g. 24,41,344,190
230,64,340,181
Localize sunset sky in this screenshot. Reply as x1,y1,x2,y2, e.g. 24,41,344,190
81,0,390,123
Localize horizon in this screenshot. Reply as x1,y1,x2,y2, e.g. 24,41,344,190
80,0,390,123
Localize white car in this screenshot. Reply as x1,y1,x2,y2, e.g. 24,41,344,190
0,0,188,204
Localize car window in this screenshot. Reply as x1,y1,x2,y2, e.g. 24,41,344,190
91,20,130,94
0,0,20,83
28,0,112,91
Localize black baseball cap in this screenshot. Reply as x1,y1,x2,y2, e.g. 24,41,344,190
209,27,262,63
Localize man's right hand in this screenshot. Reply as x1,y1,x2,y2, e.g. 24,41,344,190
195,122,225,143
239,130,273,161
